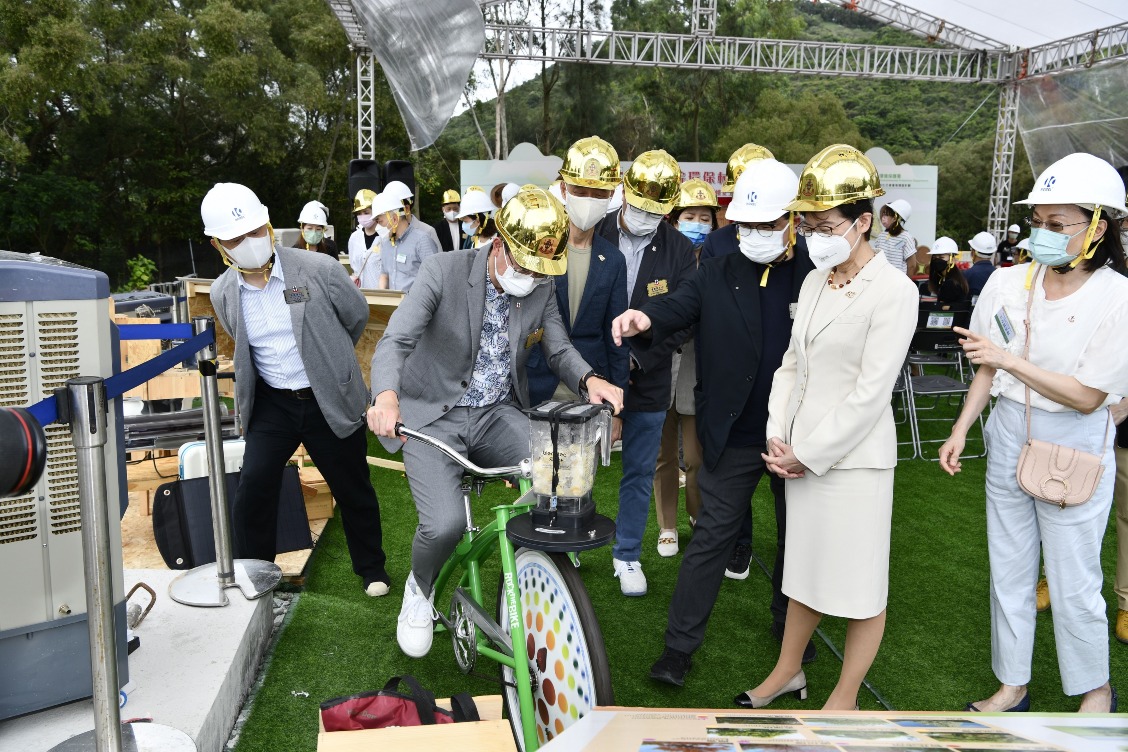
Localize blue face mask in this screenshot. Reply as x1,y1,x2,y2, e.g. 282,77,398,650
1028,226,1085,267
461,220,476,237
679,220,711,245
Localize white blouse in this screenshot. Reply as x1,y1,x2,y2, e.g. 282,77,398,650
970,262,1128,412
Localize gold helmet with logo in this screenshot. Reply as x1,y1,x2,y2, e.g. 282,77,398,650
786,144,885,213
442,189,461,204
495,185,569,275
352,188,378,213
623,150,681,215
673,179,719,211
721,143,775,193
559,136,621,191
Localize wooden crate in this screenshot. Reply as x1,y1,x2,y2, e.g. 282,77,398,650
299,465,336,521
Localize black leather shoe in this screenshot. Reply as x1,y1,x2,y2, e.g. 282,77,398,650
770,621,817,664
965,691,1030,712
649,647,693,687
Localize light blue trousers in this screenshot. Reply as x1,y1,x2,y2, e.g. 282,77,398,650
984,397,1113,695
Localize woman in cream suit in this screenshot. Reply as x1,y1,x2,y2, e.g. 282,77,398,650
736,145,918,711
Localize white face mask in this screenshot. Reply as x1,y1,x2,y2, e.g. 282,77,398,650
224,232,274,270
622,204,663,237
493,249,539,297
738,226,788,264
356,212,375,229
806,219,860,270
375,224,390,239
444,210,458,222
566,194,610,231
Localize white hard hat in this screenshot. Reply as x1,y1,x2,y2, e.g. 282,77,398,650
929,236,958,255
724,159,800,223
297,200,328,226
201,183,270,240
885,199,912,222
968,231,996,256
1015,152,1128,219
607,184,624,214
501,182,521,207
383,180,414,202
458,189,496,218
370,190,404,217
1016,238,1030,250
1008,223,1021,234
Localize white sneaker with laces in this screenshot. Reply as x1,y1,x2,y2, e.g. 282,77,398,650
656,529,679,558
397,573,436,658
613,558,647,596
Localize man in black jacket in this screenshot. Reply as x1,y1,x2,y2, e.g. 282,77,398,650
595,149,696,597
612,159,816,685
431,189,466,252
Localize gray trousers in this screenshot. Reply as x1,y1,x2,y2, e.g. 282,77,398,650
402,404,529,595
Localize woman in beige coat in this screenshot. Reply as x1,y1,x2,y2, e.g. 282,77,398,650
736,145,918,711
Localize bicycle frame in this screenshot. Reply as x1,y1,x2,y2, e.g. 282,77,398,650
430,477,540,751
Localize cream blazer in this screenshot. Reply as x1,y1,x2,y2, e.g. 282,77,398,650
766,251,918,476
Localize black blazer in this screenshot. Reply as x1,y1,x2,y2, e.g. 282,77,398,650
634,248,814,470
432,218,466,252
595,212,696,412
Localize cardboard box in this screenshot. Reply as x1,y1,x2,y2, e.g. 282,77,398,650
316,695,514,752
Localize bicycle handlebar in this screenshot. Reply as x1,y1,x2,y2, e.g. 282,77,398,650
395,423,531,480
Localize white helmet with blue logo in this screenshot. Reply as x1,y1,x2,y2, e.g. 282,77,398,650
1016,153,1128,219
725,159,800,223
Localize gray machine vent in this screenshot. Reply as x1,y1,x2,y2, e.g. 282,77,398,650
37,311,83,535
0,311,36,544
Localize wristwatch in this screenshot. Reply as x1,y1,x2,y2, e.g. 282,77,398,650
578,370,605,398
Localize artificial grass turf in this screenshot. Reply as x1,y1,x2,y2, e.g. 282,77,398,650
233,420,1126,752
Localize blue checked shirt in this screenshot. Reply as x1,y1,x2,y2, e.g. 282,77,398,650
237,254,311,390
455,269,512,407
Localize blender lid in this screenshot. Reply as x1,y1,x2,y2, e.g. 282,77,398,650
525,400,609,423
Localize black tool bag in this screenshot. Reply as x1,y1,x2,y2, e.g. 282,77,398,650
152,466,312,569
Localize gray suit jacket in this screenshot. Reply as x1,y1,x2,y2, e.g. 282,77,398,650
210,246,370,439
370,247,591,453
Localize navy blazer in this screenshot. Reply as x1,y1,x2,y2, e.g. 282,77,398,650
527,233,629,403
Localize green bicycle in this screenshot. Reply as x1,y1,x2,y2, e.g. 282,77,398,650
397,401,617,750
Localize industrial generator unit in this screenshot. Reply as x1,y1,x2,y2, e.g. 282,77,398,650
0,251,128,720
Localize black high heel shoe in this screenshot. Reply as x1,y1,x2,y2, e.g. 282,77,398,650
965,691,1030,712
734,671,807,709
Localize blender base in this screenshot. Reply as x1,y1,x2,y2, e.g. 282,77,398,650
505,513,616,552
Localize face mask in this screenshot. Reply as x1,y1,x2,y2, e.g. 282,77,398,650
1028,226,1087,267
622,204,663,236
678,220,711,245
461,220,477,237
356,213,375,229
375,224,390,239
224,231,274,270
805,219,860,270
302,228,324,245
493,250,538,297
566,194,610,231
444,210,458,222
738,226,788,264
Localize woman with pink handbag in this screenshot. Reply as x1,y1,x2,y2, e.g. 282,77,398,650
939,153,1128,714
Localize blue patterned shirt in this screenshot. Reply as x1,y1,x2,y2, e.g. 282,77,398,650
455,270,512,407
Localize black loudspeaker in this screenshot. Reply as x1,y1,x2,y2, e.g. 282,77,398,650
384,160,416,198
348,159,383,201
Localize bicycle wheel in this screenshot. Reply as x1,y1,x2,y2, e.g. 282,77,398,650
497,548,613,750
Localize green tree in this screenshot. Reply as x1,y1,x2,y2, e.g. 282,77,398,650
713,89,867,163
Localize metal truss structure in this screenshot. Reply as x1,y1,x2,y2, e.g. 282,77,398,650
326,0,1128,238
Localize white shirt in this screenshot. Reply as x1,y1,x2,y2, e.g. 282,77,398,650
445,220,459,250
617,215,655,298
970,263,1128,412
872,230,916,274
237,254,310,390
347,227,382,289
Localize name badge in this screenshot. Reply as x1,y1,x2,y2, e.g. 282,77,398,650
396,253,407,264
994,306,1015,343
283,286,310,304
524,327,544,349
789,302,797,320
646,279,669,297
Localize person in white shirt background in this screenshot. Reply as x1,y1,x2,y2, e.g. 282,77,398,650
871,198,916,275
347,188,383,289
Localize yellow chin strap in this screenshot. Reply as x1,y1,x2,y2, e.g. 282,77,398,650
213,225,276,276
1069,205,1103,269
760,214,797,287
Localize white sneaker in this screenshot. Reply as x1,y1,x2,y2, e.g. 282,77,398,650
365,580,390,597
656,529,679,558
613,558,647,596
397,573,436,658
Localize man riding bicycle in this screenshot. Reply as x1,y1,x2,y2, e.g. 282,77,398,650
367,185,624,658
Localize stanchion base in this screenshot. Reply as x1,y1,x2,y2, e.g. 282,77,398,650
168,559,283,607
48,722,197,751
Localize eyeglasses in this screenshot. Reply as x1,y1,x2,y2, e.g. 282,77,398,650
736,222,787,238
797,218,848,238
1024,215,1087,234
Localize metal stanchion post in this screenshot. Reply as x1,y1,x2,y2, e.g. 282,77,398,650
168,317,281,607
49,377,196,752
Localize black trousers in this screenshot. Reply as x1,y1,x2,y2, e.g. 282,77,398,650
232,382,387,584
735,469,789,625
664,444,789,655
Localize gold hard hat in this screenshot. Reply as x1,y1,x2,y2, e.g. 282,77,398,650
352,188,377,213
786,144,885,213
442,189,461,204
559,136,621,190
496,185,569,275
674,179,718,211
623,150,681,215
721,143,775,193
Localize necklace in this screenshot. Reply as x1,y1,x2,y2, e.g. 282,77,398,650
826,265,859,289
